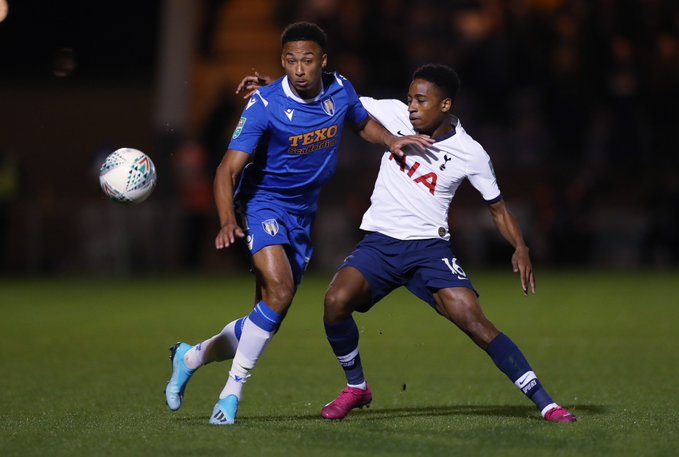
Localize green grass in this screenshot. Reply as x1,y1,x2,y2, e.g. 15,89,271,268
1,270,678,456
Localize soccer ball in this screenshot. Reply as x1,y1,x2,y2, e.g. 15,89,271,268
99,148,157,204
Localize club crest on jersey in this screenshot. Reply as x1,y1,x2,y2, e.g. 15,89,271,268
439,155,451,171
232,117,246,139
262,219,279,236
322,97,335,116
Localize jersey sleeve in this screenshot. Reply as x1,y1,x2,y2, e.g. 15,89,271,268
339,75,369,126
359,97,409,136
466,142,503,204
227,92,269,154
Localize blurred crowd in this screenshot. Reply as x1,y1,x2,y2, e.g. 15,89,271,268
270,0,679,267
2,0,678,274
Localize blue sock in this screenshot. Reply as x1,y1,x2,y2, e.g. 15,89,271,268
248,301,282,332
487,333,554,412
325,318,365,386
233,300,286,342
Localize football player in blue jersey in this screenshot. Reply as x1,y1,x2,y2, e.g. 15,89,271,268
164,21,434,425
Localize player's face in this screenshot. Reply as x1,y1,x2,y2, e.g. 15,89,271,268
281,41,327,99
407,79,452,135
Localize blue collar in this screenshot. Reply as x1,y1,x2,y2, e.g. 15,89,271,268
433,121,457,143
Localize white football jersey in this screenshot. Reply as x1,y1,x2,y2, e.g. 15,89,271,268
359,97,502,240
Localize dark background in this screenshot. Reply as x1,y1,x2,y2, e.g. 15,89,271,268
1,0,678,276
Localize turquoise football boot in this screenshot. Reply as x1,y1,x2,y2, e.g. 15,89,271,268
164,342,195,411
209,395,239,425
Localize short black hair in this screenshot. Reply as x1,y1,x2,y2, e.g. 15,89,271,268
412,64,460,100
281,22,327,52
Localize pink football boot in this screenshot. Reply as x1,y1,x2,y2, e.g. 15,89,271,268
544,405,577,423
321,384,372,420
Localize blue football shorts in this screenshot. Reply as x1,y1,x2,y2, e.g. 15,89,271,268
340,231,477,312
237,199,314,287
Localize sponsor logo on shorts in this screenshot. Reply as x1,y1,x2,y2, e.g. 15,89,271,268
262,219,279,236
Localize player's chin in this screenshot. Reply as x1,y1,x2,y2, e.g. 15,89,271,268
294,80,310,90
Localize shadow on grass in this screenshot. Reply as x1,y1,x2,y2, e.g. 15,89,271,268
348,403,606,422
174,403,606,426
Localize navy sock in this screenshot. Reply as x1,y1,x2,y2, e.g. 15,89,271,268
487,333,554,412
325,318,365,386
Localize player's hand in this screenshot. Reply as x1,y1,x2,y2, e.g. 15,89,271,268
235,71,273,99
511,247,536,295
215,222,245,249
386,134,434,157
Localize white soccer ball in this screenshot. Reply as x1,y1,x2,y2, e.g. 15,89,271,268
99,148,157,204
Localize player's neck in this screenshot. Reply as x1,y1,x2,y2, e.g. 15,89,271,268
294,88,321,99
424,119,454,139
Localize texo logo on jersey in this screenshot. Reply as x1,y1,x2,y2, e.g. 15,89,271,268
288,125,339,155
289,125,339,146
389,153,438,195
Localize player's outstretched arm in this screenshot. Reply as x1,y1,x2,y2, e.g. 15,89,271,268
357,117,434,157
235,71,273,98
214,149,250,249
488,200,536,295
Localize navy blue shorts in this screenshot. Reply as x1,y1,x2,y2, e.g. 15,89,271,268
237,200,313,287
340,232,477,312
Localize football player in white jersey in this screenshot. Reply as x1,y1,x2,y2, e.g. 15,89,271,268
319,64,577,423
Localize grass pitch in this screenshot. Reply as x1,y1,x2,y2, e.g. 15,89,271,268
1,270,678,456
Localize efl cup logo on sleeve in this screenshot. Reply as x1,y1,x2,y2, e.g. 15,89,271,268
232,117,247,139
262,219,280,236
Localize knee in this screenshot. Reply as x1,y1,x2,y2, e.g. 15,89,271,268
323,288,354,324
261,281,295,313
438,290,499,347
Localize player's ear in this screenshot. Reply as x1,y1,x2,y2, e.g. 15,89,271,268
441,97,452,113
280,54,286,69
321,53,328,69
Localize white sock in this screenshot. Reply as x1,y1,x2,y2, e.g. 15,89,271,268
219,318,274,400
541,403,559,417
348,381,367,390
184,320,241,370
